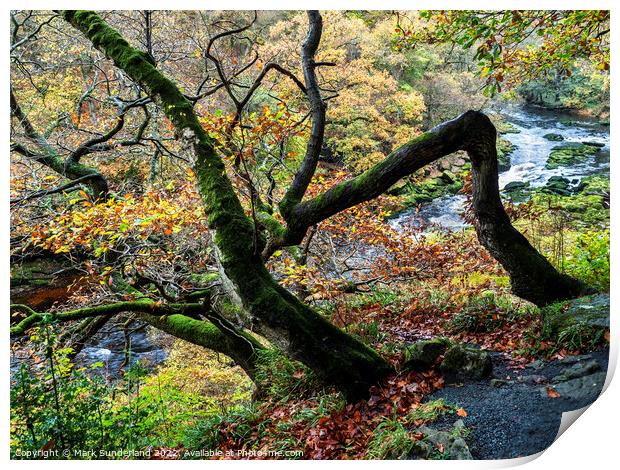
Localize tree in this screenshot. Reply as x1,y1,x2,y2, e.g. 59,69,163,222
10,10,595,401
396,10,610,95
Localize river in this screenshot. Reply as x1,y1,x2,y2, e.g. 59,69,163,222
389,105,610,231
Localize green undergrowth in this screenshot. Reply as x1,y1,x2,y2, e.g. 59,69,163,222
253,349,320,402
524,300,608,356
366,399,464,460
446,293,536,334
10,330,253,459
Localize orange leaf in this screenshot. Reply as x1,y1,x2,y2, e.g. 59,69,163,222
456,407,468,417
546,387,561,398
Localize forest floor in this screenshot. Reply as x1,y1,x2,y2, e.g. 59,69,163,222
161,288,610,460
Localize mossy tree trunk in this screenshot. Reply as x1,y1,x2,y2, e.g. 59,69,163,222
61,10,394,401
274,111,593,306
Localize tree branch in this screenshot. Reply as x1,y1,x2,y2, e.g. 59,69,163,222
279,10,326,218
10,173,101,205
10,88,109,200
10,300,204,336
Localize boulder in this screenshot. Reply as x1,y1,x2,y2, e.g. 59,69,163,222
440,344,492,381
566,293,610,330
409,426,473,460
502,181,531,202
404,338,451,370
552,359,601,383
543,133,564,141
541,372,607,401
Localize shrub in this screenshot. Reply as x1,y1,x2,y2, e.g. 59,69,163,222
565,229,609,291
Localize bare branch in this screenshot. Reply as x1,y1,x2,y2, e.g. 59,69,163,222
279,10,326,217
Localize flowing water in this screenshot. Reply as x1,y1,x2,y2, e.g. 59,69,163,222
389,105,610,231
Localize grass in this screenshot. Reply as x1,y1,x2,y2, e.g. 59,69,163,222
404,399,457,425
253,349,320,403
346,286,402,309
367,418,417,459
182,402,261,455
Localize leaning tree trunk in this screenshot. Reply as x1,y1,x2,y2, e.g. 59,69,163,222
462,114,593,305
275,111,594,306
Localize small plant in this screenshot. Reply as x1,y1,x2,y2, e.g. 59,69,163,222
291,391,346,428
404,399,457,425
367,418,416,460
253,349,319,402
347,320,388,345
557,322,606,351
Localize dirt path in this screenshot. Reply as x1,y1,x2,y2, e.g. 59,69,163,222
428,348,609,459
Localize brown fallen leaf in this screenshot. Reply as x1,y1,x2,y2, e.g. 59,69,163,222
456,407,468,417
546,387,561,398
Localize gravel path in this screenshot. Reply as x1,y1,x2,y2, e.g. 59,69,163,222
428,348,609,459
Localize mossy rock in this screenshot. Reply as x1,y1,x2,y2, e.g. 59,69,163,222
580,174,610,194
543,133,564,141
440,344,492,381
546,143,600,169
530,174,609,224
404,338,452,370
494,119,521,135
409,426,472,460
402,174,464,207
566,293,610,330
502,181,531,202
496,137,515,172
540,176,572,196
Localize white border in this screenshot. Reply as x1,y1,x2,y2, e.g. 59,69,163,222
3,1,618,468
